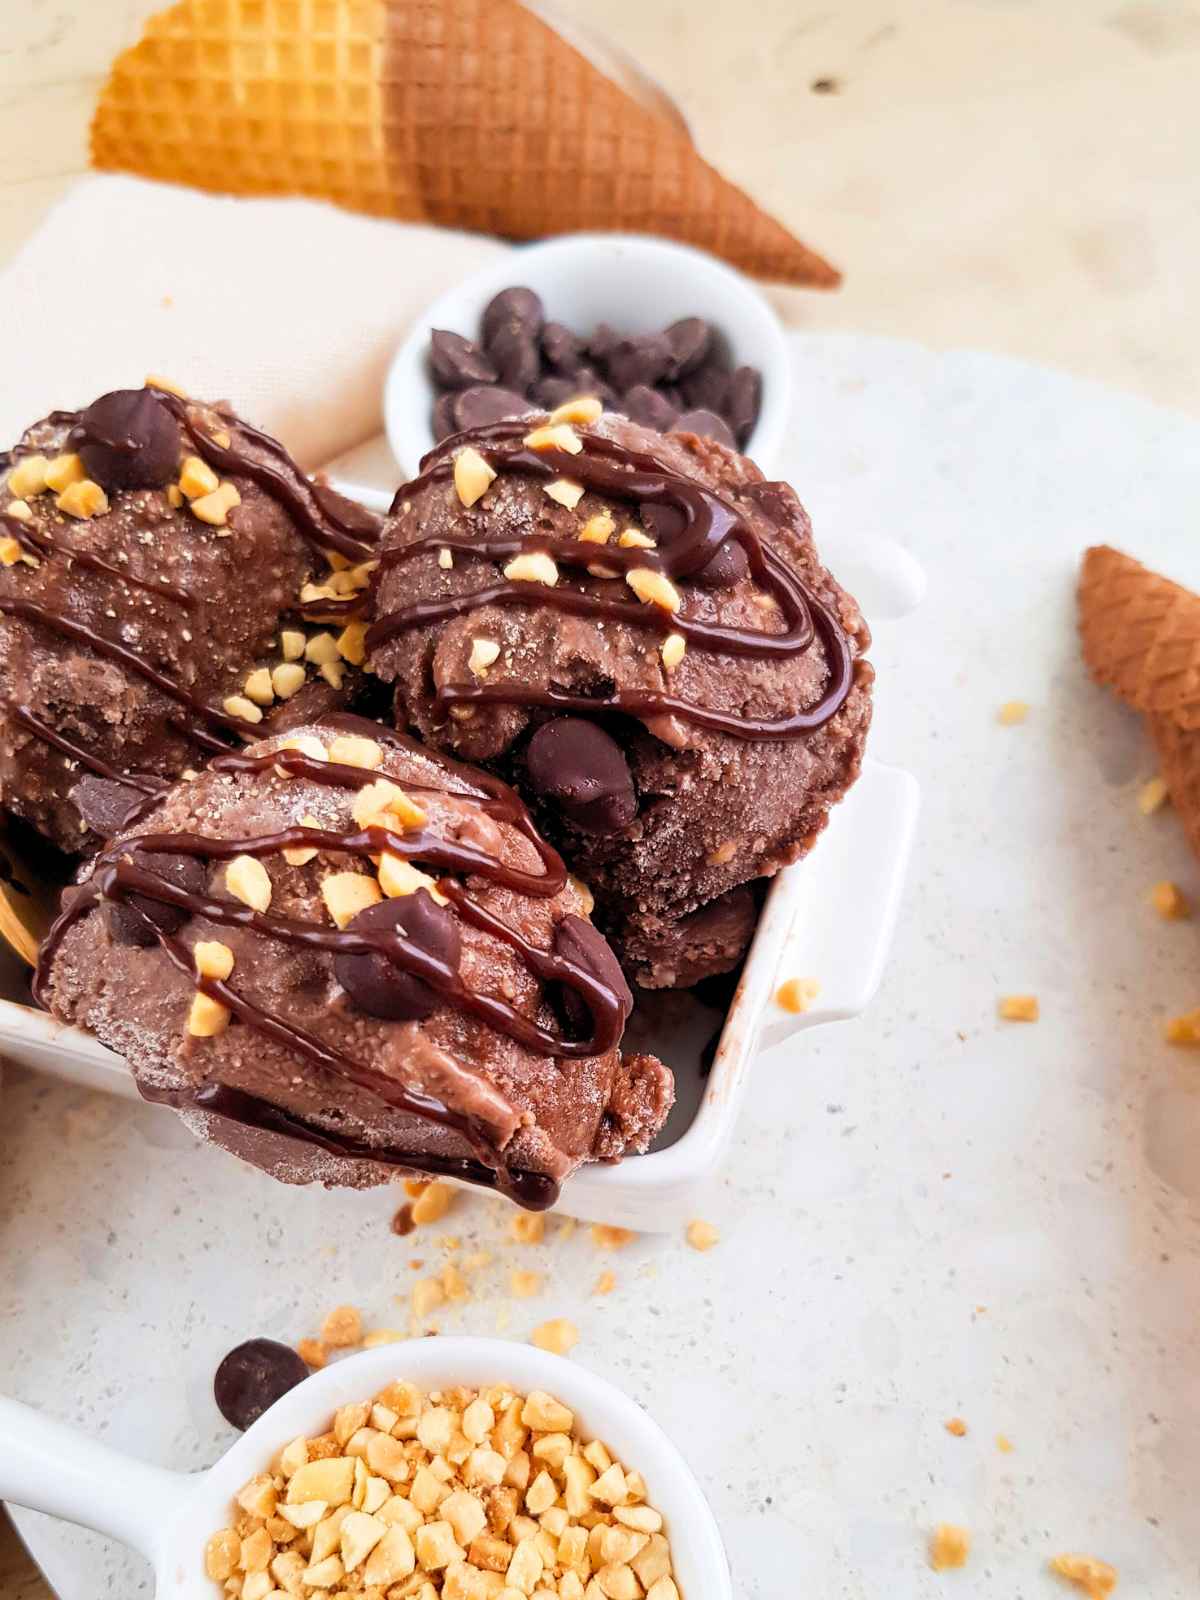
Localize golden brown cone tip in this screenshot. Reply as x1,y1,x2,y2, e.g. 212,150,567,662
90,0,840,288
1079,543,1200,730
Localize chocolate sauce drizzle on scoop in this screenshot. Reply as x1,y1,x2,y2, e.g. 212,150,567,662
369,421,855,739
35,720,626,1209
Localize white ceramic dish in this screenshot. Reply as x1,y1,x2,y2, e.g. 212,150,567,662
0,1337,730,1599
0,757,918,1231
383,233,793,483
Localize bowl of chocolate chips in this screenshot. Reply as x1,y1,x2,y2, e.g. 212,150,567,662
385,232,792,477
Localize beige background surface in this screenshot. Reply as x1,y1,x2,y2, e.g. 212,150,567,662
1,0,1197,1590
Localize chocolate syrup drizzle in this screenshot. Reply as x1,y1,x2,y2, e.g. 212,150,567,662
0,393,381,790
34,720,624,1208
368,421,856,739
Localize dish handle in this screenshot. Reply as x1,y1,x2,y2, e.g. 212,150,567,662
756,758,920,1053
0,1393,192,1565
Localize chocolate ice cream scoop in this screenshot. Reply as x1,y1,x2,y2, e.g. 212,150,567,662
36,718,671,1205
367,409,873,987
0,385,380,851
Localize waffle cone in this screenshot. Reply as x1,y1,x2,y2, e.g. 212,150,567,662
91,0,840,288
1079,544,1200,730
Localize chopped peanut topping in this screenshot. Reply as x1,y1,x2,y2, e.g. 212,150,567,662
549,395,603,426
1138,776,1169,815
0,535,35,567
410,1181,454,1225
531,1318,579,1355
190,482,241,527
271,661,307,699
179,455,219,499
929,1524,971,1571
296,1338,326,1369
594,1271,616,1295
321,1304,363,1347
278,734,327,765
685,1219,720,1252
543,479,585,510
42,453,85,493
775,977,819,1014
194,941,234,981
1150,880,1190,919
224,854,272,912
337,621,368,665
4,500,32,523
1049,1553,1118,1598
328,733,383,770
510,1269,543,1299
322,871,382,928
145,373,187,396
352,778,427,833
378,854,440,900
997,700,1029,725
504,551,559,587
438,546,453,569
617,528,655,549
319,659,344,690
187,991,231,1038
996,1434,1014,1453
707,840,736,866
510,1212,545,1244
580,510,615,544
591,1225,634,1251
626,567,681,612
944,1417,967,1437
242,667,275,706
660,632,686,670
468,637,501,677
283,813,321,867
56,479,110,519
7,456,48,499
998,994,1039,1022
305,630,340,665
222,693,263,724
280,628,306,661
166,484,183,507
523,422,582,454
454,446,496,507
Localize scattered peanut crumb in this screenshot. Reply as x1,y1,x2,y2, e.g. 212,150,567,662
361,1327,404,1348
685,1219,720,1253
996,1434,1014,1453
944,1417,967,1437
998,994,1039,1022
929,1524,971,1571
707,840,736,866
510,1213,545,1245
1049,1552,1118,1598
997,700,1029,725
531,1318,579,1355
594,1271,616,1295
775,977,819,1014
1138,776,1169,815
320,1305,363,1348
510,1269,543,1299
1164,1009,1200,1046
296,1338,327,1369
591,1225,635,1251
411,1277,445,1318
1150,880,1190,919
410,1179,455,1226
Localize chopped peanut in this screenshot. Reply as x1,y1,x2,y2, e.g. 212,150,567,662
685,1219,720,1252
617,528,655,549
190,482,241,527
187,991,231,1038
1138,776,1169,815
510,1270,543,1299
411,1180,454,1225
42,453,85,493
280,628,306,661
271,661,307,700
504,551,559,587
523,423,582,454
998,994,1039,1022
594,1271,616,1295
543,479,585,509
510,1213,545,1245
930,1524,971,1571
530,1319,579,1355
320,1305,363,1347
337,621,368,665
283,813,321,867
352,778,427,832
579,511,615,544
626,568,681,612
222,694,263,724
7,455,49,499
454,447,496,507
1150,880,1190,920
378,854,440,900
1164,1009,1200,1046
591,1225,634,1251
305,630,340,665
944,1417,967,1437
179,456,219,499
243,667,275,706
194,941,235,981
225,855,272,913
775,977,819,1014
997,700,1029,725
328,733,384,770
322,871,382,928
549,396,603,426
469,637,501,677
660,632,686,670
1049,1553,1118,1598
56,480,110,519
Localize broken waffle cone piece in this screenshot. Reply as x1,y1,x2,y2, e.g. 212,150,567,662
90,0,839,287
1079,544,1200,729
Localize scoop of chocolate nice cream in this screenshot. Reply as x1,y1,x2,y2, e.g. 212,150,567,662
367,404,873,987
37,718,671,1206
0,384,379,850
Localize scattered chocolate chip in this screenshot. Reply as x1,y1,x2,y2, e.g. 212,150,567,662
392,1202,416,1236
429,330,497,389
533,375,586,410
605,333,673,393
621,385,679,432
674,408,737,449
541,321,585,373
664,317,712,378
481,286,544,345
71,775,147,838
485,325,541,395
551,914,634,1039
693,535,749,590
74,389,181,490
453,385,531,431
214,1338,309,1431
525,718,637,835
726,366,762,446
432,391,460,441
107,850,208,947
335,891,461,1022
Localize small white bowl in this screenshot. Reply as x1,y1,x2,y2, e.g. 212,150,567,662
0,1337,731,1599
384,233,792,480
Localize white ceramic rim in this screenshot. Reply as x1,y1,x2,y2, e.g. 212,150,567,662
383,231,792,481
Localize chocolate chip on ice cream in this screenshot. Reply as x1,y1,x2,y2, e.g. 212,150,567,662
37,718,672,1204
0,383,380,850
366,408,873,988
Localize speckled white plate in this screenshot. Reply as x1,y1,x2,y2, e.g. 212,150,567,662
7,332,1200,1598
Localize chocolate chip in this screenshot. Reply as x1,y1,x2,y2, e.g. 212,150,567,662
640,502,686,544
643,499,748,589
107,850,208,947
680,362,731,413
453,386,530,431
533,375,585,410
525,719,637,835
674,408,737,449
432,391,460,442
335,891,461,1022
621,385,679,432
587,323,620,367
541,321,585,373
550,914,633,1039
481,286,544,344
429,330,497,389
605,333,673,393
727,366,762,445
75,389,181,490
71,775,146,838
664,317,712,378
485,326,541,395
214,1338,309,1431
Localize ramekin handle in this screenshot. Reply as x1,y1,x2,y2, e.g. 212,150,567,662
0,1394,192,1565
757,758,920,1053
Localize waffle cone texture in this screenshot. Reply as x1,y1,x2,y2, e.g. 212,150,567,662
91,0,840,287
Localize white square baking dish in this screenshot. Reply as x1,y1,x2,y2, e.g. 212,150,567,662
0,757,916,1230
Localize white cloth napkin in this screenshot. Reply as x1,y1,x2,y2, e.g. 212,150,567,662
0,175,509,469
